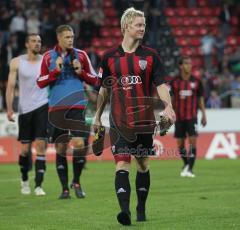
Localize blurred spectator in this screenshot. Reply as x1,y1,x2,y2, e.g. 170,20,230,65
201,31,215,71
219,3,231,38
218,73,232,107
25,3,39,18
206,90,222,108
69,13,81,38
41,13,56,47
228,48,240,75
230,75,240,107
9,10,26,52
0,6,12,46
79,12,95,47
147,0,162,48
230,75,240,93
214,32,226,73
204,70,221,99
26,13,40,34
87,46,100,70
89,0,105,37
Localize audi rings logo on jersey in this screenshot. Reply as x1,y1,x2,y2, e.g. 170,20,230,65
120,75,142,87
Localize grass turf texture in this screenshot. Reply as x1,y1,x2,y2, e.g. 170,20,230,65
0,159,239,230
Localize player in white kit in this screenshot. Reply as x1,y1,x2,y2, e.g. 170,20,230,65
6,34,48,196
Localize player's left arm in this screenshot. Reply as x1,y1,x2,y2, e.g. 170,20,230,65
74,51,99,86
199,97,207,126
197,80,207,127
152,52,176,124
157,84,176,123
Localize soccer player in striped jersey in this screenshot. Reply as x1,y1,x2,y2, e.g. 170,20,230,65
169,56,207,178
37,25,98,199
6,34,48,196
94,7,175,225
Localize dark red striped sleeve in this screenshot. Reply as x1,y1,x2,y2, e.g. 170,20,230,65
197,80,204,97
77,51,99,86
37,52,60,88
99,54,111,88
152,52,167,86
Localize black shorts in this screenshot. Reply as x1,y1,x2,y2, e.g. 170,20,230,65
18,103,48,143
174,119,198,138
109,126,155,157
48,108,90,143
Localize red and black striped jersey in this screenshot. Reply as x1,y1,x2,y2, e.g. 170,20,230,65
99,44,166,129
169,75,204,121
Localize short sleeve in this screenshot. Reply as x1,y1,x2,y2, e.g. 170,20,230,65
152,52,167,86
98,55,111,87
197,80,204,97
168,80,174,97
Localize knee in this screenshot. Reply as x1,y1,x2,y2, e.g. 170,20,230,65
35,140,47,155
116,160,131,171
71,138,85,150
21,144,31,156
55,143,67,155
136,158,149,172
137,163,149,172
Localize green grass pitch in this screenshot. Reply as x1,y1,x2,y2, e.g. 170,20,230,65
0,159,239,230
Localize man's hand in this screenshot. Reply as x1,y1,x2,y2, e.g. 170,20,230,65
93,118,102,134
7,110,15,122
158,105,176,135
162,105,176,124
72,59,82,75
56,57,63,71
201,115,207,127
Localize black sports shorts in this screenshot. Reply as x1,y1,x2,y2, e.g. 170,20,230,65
174,118,198,138
109,121,155,157
18,103,48,143
48,108,90,143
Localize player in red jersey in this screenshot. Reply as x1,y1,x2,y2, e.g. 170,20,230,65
170,56,207,178
94,7,175,226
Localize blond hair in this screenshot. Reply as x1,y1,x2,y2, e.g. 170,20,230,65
120,7,145,35
56,25,73,35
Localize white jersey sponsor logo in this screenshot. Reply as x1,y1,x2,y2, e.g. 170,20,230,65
179,90,192,99
120,75,142,88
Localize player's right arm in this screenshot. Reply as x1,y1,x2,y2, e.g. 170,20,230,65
94,86,108,131
6,57,19,122
37,52,62,88
93,54,110,132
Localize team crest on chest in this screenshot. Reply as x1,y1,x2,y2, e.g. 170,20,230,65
190,82,195,88
139,60,147,70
